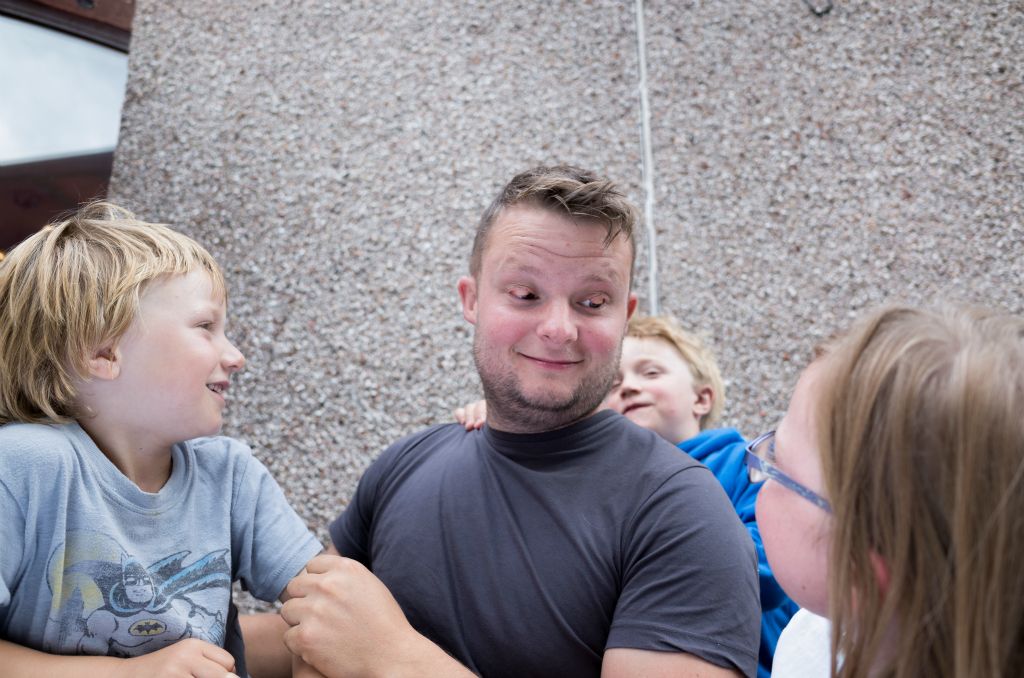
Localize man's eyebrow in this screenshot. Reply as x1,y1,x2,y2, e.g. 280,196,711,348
505,262,543,277
499,259,624,287
581,270,624,287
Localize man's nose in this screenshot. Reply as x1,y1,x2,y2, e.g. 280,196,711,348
537,302,578,343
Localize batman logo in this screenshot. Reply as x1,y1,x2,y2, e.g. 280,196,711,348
129,619,167,636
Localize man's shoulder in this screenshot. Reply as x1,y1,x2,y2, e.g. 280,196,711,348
601,419,741,514
603,415,706,472
391,421,469,447
377,422,474,467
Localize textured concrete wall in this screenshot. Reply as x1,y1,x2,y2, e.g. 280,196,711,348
644,1,1023,433
111,0,1023,563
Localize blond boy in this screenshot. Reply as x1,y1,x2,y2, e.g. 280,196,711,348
0,203,320,676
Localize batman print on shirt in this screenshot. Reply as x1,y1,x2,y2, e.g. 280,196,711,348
43,529,231,657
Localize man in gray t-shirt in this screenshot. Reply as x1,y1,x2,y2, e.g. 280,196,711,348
281,165,760,677
329,412,759,676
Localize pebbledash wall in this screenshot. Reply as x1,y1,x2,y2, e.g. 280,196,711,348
112,0,1023,554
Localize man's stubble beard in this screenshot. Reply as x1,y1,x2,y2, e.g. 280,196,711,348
473,337,622,434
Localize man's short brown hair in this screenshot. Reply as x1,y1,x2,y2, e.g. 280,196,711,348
470,165,639,279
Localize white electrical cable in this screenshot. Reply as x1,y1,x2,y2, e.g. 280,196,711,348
634,0,659,314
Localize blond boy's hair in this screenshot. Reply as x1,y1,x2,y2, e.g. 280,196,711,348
0,201,226,425
626,315,725,428
818,305,1024,677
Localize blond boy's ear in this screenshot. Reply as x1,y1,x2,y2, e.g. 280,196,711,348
85,345,121,381
693,386,714,417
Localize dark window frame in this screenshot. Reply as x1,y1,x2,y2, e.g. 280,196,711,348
0,1,134,252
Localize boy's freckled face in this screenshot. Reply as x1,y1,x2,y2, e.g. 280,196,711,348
604,336,705,445
111,270,245,448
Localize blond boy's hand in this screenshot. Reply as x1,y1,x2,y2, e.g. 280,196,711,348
453,399,487,430
118,638,237,678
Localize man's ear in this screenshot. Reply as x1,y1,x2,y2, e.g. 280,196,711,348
85,345,121,381
693,386,714,417
457,276,478,325
625,292,638,322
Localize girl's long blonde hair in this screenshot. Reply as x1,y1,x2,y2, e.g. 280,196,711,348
818,305,1024,677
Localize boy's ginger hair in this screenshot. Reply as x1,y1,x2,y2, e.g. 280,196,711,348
627,315,725,428
0,201,226,425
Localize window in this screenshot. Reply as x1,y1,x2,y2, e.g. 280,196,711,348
0,1,133,253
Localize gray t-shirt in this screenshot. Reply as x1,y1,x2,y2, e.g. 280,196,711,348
331,410,761,677
0,422,321,674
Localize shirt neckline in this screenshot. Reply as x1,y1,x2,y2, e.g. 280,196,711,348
62,422,192,513
482,409,619,460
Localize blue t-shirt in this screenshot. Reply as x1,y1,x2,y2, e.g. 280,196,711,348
0,422,322,675
681,428,800,678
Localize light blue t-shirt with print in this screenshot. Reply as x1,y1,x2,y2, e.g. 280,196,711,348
0,422,321,675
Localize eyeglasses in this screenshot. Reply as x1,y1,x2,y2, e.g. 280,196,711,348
745,430,832,513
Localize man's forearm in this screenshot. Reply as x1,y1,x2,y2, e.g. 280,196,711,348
392,631,478,678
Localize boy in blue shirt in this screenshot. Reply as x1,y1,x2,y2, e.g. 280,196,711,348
0,202,321,676
604,315,798,678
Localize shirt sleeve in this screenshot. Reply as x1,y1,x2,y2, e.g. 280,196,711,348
227,442,323,601
607,466,761,677
0,425,61,613
327,428,437,564
0,478,24,608
328,442,396,564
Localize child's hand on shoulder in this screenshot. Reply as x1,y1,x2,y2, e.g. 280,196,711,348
118,638,237,678
453,399,487,430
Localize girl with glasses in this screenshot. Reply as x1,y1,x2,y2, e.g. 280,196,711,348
758,305,1024,678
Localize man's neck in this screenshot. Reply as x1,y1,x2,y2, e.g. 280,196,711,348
485,404,600,435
